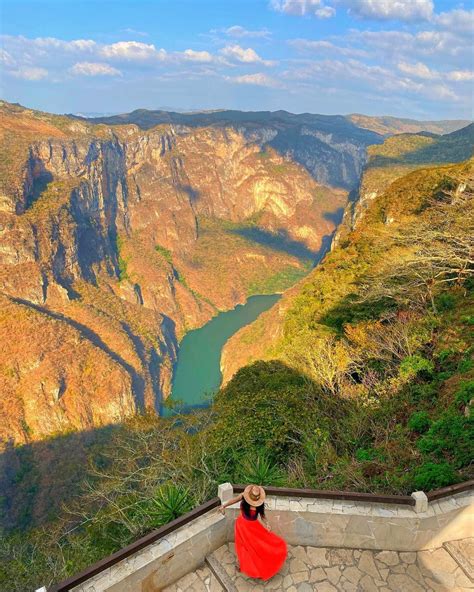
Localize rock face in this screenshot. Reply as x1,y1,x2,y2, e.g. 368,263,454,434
81,109,384,189
0,102,347,445
220,126,474,385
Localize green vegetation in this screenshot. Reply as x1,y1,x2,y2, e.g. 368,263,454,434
155,243,173,265
148,484,194,525
247,265,310,295
1,143,473,590
116,235,129,281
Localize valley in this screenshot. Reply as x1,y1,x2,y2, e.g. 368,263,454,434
0,101,354,446
0,103,472,592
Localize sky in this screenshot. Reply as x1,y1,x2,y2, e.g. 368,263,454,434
0,0,473,119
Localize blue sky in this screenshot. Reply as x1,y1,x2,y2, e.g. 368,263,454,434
1,0,472,119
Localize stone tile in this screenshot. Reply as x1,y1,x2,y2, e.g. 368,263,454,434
325,566,341,585
306,546,329,567
358,550,381,579
165,538,474,592
375,550,400,566
387,573,426,592
359,574,379,592
400,551,417,564
309,567,327,582
343,566,363,585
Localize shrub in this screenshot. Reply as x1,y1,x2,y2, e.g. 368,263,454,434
455,380,474,407
408,411,432,434
417,411,473,467
147,484,193,526
155,244,173,265
399,355,434,381
434,293,456,311
210,361,343,469
407,382,438,404
413,462,459,491
355,448,378,462
237,454,285,486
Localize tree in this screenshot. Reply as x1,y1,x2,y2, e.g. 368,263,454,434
285,331,356,396
359,177,474,311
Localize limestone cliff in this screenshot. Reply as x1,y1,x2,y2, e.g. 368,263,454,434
220,125,474,385
0,102,346,445
81,108,384,189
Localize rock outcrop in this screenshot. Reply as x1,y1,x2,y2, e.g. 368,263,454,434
0,102,347,445
220,125,474,385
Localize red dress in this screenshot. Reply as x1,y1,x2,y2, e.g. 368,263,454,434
234,502,287,580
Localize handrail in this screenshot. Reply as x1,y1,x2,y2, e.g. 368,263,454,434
426,479,474,502
233,484,415,505
49,497,220,592
46,479,474,591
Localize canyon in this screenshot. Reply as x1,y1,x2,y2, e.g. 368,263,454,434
0,101,471,447
0,102,357,445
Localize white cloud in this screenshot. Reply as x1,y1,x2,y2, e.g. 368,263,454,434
30,37,97,52
70,62,121,76
447,70,474,82
9,66,48,80
315,6,336,18
289,38,368,57
282,57,459,103
222,25,271,39
397,61,437,80
0,49,15,66
120,28,149,37
435,9,474,35
182,49,214,63
220,44,275,66
226,73,281,87
271,0,335,18
348,29,470,63
340,0,433,22
101,41,167,61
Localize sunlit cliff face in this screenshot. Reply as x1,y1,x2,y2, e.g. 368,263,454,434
0,103,348,445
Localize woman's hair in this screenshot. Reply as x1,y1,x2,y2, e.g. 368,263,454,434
241,498,265,518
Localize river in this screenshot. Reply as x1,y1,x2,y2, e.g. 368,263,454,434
163,294,280,414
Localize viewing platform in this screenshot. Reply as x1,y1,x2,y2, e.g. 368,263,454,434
41,481,474,592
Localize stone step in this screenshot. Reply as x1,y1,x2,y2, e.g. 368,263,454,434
443,538,474,582
205,554,238,592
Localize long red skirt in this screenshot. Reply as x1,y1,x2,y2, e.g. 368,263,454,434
234,515,287,580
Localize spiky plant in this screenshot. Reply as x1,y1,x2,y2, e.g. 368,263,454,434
237,454,286,486
148,484,193,526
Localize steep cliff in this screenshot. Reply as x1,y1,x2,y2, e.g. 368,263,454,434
0,101,346,445
221,125,474,383
79,108,384,189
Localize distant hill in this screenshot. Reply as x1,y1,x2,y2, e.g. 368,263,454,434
77,108,383,189
349,113,471,136
359,123,474,198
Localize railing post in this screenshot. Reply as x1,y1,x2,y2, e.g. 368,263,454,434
411,491,428,513
218,482,233,505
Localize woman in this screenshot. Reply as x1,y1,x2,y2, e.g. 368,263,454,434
219,484,287,581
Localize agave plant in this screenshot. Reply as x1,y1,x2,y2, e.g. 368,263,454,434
148,483,193,526
237,454,286,486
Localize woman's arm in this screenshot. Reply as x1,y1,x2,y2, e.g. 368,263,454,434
218,494,243,514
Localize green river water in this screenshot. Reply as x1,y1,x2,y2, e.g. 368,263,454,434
163,294,280,414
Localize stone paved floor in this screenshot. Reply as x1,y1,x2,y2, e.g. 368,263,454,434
164,564,223,591
164,542,474,591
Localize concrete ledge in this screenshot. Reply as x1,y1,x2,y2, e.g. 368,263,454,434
226,490,473,552
48,482,473,592
71,510,227,592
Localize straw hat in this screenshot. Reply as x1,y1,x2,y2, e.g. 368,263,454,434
242,484,266,507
